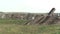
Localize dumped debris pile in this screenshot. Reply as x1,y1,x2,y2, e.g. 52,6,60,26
0,8,60,25
24,8,60,25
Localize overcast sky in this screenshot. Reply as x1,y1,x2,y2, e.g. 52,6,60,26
0,0,60,13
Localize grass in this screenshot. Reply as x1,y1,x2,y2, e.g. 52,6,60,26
0,19,27,24
0,19,60,34
0,24,59,34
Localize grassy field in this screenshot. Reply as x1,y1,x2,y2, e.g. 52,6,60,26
0,19,27,24
0,19,60,34
0,24,60,34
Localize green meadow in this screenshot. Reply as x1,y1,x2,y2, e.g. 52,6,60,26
0,19,60,34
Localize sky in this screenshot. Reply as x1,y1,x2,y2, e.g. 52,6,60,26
0,0,60,13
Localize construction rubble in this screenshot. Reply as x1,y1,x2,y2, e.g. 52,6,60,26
0,8,60,25
24,8,60,25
